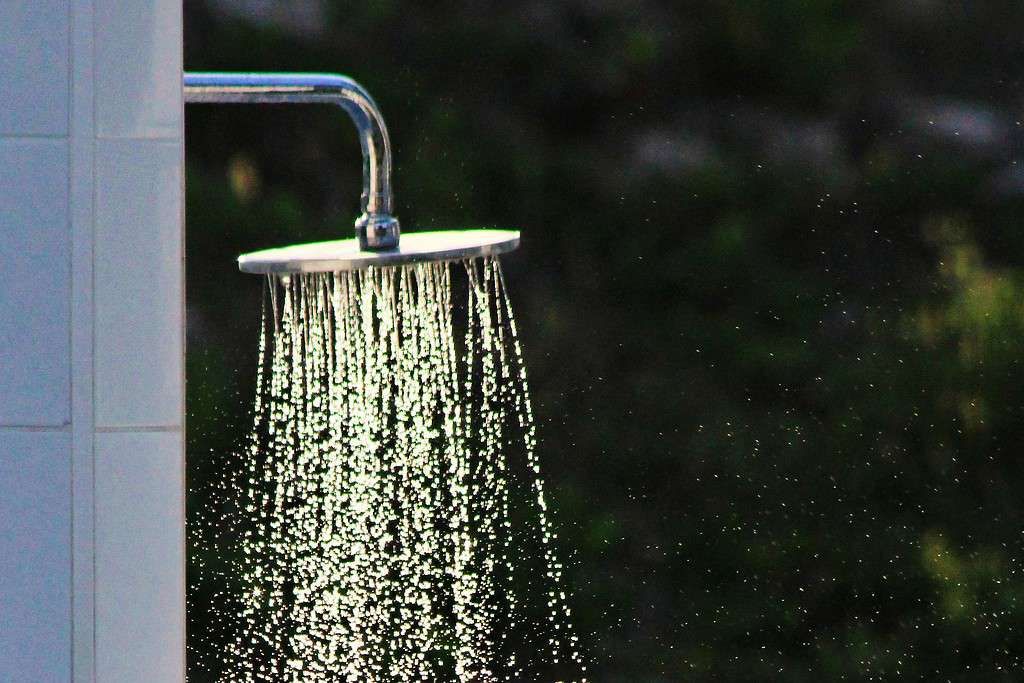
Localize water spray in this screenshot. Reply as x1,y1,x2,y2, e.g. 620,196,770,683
187,71,584,682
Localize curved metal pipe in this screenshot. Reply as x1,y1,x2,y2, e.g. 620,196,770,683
184,72,399,250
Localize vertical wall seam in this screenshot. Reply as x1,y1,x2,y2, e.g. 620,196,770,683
67,2,75,677
70,0,97,680
178,2,187,675
89,0,97,677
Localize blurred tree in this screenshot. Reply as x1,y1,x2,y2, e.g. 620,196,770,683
186,1,1024,680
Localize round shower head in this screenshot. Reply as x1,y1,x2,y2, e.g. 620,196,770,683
238,229,520,274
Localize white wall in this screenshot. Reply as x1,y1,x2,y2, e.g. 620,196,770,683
0,2,184,681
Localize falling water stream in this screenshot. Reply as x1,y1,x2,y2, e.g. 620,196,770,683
194,257,585,682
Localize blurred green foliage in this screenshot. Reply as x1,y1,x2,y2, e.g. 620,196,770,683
186,1,1024,680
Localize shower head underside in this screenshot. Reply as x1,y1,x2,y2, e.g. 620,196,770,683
237,229,519,274
184,72,520,274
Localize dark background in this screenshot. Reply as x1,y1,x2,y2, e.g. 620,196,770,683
185,2,1024,680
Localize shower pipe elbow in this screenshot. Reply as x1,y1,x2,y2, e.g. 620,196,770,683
183,72,399,250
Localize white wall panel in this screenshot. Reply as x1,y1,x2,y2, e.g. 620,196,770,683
95,431,184,683
95,0,183,139
0,1,185,681
0,140,70,427
0,2,69,136
94,140,183,429
0,431,71,682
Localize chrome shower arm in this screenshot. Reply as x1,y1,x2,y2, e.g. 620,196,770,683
184,72,399,250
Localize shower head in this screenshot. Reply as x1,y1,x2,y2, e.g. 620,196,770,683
237,229,519,274
184,72,520,274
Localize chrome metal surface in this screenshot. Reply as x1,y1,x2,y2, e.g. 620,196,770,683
238,229,520,274
184,72,399,249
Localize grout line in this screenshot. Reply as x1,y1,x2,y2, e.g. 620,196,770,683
0,133,70,140
95,132,182,142
0,424,72,432
66,21,74,669
94,425,182,433
70,0,97,679
65,2,75,679
87,0,98,676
